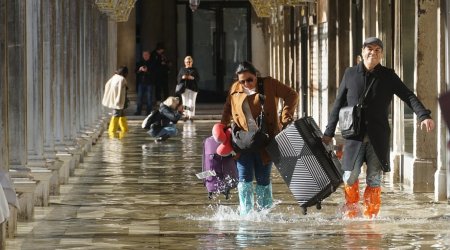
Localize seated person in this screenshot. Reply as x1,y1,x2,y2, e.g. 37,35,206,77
148,96,183,142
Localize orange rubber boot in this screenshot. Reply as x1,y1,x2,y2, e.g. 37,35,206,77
343,180,360,219
363,186,381,219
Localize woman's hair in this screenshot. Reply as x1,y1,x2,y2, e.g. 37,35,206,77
163,96,180,109
115,66,129,77
235,61,258,75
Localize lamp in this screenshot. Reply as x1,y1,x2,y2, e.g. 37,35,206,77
189,0,200,12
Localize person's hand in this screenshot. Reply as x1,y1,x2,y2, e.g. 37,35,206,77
322,135,333,145
420,118,435,132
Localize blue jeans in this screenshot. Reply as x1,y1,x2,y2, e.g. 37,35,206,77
137,84,152,113
343,141,383,187
236,152,272,186
155,124,178,138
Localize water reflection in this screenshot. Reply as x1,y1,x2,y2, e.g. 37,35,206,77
102,135,124,164
8,121,449,249
341,222,383,249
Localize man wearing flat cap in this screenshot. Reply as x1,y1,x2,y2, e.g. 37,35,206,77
322,37,435,219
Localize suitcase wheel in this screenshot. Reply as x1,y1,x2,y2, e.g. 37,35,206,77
208,192,213,199
301,207,307,215
316,202,322,210
223,189,230,200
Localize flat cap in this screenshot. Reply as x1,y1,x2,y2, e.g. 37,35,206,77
363,37,383,49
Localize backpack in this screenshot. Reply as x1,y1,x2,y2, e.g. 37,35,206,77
142,110,162,129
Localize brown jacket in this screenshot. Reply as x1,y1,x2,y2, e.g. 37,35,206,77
221,77,299,164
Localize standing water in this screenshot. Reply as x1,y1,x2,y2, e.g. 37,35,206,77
6,121,450,249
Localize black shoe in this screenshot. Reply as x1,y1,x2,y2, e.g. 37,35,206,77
134,111,141,115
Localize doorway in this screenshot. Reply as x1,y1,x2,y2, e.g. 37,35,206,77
179,2,252,102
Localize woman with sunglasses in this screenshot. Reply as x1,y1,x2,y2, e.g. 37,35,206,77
220,61,299,216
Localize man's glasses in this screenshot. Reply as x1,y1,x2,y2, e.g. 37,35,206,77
239,78,254,84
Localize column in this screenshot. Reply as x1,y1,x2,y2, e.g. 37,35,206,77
0,0,8,172
447,0,450,202
26,0,45,166
410,0,438,192
70,0,80,137
435,0,447,201
53,0,65,151
78,1,86,132
7,0,27,170
117,8,136,93
42,0,64,196
62,0,73,146
391,0,405,182
42,0,56,160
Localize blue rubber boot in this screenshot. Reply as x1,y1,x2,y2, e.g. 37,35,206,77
238,182,254,216
255,183,273,210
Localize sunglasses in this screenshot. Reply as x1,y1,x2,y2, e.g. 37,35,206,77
239,78,254,84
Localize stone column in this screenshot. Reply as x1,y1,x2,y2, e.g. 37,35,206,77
26,0,45,166
53,0,65,151
391,0,405,182
447,0,450,201
62,0,73,146
86,4,94,126
117,8,136,93
70,0,80,136
42,0,56,160
7,0,28,170
0,0,8,172
435,0,447,201
79,1,90,131
409,0,438,192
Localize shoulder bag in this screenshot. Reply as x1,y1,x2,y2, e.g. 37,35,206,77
339,78,375,139
231,78,270,152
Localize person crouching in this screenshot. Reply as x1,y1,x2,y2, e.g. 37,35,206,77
148,96,184,142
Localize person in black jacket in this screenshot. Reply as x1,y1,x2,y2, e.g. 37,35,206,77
148,96,183,142
176,56,200,120
322,37,435,219
135,50,153,115
150,42,170,103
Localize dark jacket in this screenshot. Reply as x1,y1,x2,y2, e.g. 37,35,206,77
150,50,169,82
159,103,182,127
324,62,431,172
135,60,152,86
177,67,200,92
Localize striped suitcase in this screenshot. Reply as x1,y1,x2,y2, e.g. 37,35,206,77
266,117,343,214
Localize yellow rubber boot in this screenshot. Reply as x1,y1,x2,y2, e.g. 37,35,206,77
118,117,128,132
108,116,119,133
343,180,360,219
363,186,381,219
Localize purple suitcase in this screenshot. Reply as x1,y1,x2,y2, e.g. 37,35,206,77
202,136,238,199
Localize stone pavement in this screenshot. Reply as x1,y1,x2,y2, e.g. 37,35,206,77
6,120,450,249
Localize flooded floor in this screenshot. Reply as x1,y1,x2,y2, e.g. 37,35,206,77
7,120,450,249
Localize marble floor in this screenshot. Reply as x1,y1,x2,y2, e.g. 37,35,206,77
6,120,450,249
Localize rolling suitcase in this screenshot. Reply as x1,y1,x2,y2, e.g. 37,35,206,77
266,117,343,214
201,136,238,199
